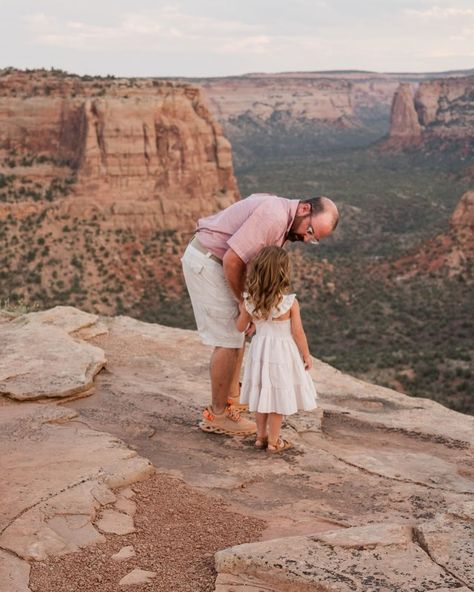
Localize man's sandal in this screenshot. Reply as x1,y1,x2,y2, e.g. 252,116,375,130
267,438,292,454
199,405,256,436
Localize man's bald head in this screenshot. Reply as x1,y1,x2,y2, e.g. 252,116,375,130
303,196,339,231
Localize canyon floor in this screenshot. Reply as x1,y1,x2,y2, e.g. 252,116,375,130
1,306,473,591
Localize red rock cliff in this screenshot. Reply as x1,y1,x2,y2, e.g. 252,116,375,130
0,69,239,315
0,69,239,231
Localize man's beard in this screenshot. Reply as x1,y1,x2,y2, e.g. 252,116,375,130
286,215,307,242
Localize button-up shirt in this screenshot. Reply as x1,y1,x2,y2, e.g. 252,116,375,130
196,194,300,263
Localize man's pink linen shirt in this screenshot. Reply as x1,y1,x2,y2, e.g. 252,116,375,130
196,194,300,263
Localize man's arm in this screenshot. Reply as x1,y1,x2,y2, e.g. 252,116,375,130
222,248,246,301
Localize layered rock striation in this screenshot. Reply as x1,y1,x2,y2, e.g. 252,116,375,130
0,68,238,229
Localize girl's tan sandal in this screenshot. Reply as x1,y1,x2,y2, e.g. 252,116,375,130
267,438,292,454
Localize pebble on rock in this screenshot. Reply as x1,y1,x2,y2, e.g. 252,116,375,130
111,546,136,562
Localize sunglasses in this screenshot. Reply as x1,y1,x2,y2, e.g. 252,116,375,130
306,205,319,245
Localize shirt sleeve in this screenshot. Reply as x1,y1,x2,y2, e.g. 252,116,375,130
226,201,287,264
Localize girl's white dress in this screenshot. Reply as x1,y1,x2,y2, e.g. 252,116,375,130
241,293,317,415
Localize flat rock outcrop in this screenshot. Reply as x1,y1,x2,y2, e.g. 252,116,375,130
215,515,473,591
0,306,106,400
1,306,473,591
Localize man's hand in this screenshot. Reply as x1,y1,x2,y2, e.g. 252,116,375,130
245,322,256,338
223,248,247,302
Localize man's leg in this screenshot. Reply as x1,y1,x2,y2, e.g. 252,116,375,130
227,346,244,400
210,346,240,414
200,345,256,435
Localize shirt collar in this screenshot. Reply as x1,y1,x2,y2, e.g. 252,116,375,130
286,199,300,236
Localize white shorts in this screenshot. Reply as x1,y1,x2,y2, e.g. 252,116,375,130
181,243,245,348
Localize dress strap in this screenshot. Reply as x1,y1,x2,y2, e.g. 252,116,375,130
272,293,296,318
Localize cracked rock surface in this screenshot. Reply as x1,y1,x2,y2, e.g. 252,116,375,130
1,308,473,591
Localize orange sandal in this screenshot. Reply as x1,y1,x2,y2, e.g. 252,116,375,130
254,436,268,450
267,438,292,454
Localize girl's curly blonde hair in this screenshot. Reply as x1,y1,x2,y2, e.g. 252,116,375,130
246,246,291,319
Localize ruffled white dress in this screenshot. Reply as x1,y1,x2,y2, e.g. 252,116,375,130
241,293,317,415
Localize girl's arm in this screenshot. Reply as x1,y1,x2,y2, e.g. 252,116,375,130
235,301,252,333
290,299,312,370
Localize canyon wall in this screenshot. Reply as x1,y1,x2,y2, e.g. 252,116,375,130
0,69,239,314
0,69,239,230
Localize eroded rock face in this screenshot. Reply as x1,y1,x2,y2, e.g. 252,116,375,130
386,76,474,149
0,70,238,230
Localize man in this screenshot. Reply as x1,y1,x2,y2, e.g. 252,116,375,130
181,193,339,436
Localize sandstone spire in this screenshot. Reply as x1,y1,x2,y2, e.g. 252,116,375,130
388,83,422,141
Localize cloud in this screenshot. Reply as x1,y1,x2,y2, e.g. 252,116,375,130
404,6,474,19
23,8,266,52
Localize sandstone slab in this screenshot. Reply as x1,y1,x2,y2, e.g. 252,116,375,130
0,319,106,400
414,502,474,587
215,522,465,591
96,510,135,535
119,568,156,586
114,495,137,516
0,402,153,561
0,550,31,592
19,306,99,334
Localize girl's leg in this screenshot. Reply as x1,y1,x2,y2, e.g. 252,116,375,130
255,412,268,448
267,413,283,449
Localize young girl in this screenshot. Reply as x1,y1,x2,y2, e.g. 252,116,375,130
236,246,317,453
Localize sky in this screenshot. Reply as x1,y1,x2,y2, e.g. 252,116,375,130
1,0,473,77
